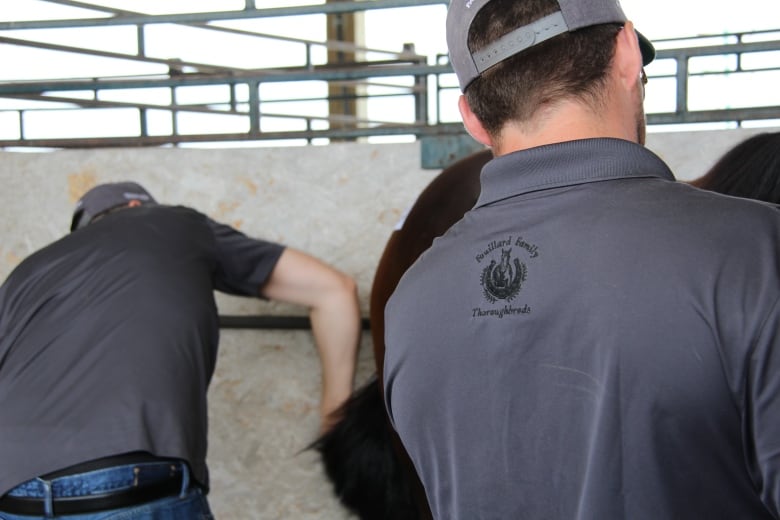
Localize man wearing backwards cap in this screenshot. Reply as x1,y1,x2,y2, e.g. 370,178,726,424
383,0,780,518
0,181,361,518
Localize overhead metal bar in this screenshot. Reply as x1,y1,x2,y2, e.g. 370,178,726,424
0,0,449,30
0,63,453,95
0,122,468,149
0,36,232,74
655,39,780,59
2,92,244,116
3,91,426,128
38,0,412,59
648,107,780,126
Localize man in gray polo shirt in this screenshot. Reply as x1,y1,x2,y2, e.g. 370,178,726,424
0,182,361,518
383,0,780,518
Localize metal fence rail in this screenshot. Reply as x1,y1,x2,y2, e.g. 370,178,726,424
646,31,780,127
1,2,779,150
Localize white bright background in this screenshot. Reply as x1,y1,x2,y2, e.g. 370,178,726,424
1,0,780,148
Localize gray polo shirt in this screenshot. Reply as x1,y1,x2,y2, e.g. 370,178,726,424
0,205,284,495
384,138,780,519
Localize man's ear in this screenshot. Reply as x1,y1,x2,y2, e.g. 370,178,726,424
614,21,644,90
458,95,494,148
127,200,142,208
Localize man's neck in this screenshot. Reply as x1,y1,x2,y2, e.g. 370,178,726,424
492,93,640,156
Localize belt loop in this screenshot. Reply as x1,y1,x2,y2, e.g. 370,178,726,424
178,462,190,499
37,477,54,518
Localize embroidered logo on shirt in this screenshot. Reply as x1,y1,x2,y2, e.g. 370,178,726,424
473,235,539,319
481,247,526,303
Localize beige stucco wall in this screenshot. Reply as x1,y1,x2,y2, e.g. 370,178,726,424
0,126,777,519
646,127,780,182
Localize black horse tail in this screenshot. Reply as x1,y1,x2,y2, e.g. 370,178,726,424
309,375,424,520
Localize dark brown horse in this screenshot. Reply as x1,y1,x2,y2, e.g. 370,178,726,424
312,149,491,519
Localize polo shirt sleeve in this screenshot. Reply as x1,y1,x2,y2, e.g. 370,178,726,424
206,217,285,297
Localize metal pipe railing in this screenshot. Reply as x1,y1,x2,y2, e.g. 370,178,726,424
1,7,778,149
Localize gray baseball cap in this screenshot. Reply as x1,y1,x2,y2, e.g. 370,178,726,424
447,0,656,91
71,181,156,231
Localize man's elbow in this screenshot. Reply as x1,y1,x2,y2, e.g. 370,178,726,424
333,272,359,308
314,268,358,311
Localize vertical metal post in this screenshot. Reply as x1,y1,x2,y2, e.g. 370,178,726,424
139,108,148,137
408,45,428,125
171,87,178,137
415,73,429,125
229,84,237,112
736,34,744,73
136,24,145,57
248,80,261,135
676,55,689,115
435,55,444,125
734,33,743,126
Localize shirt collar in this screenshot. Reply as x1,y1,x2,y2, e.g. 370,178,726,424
476,138,676,208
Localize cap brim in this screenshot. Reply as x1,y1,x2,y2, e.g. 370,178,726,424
70,209,85,232
637,30,655,66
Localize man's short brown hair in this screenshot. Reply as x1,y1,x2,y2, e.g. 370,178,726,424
465,0,621,137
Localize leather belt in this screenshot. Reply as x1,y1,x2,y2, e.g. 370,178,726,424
0,472,184,516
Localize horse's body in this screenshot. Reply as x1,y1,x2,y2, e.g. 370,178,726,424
313,149,491,519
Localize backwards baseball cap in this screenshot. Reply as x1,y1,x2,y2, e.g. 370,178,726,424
447,0,656,91
70,181,156,231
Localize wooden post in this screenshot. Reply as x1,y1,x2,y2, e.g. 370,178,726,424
326,0,365,139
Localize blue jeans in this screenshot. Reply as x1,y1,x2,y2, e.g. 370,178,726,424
0,462,213,520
